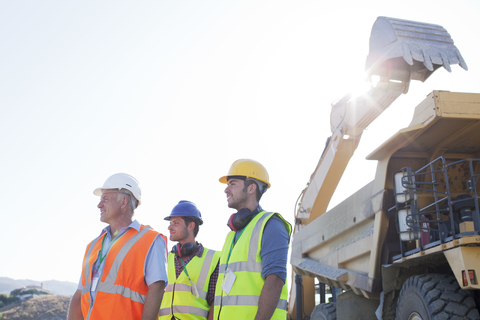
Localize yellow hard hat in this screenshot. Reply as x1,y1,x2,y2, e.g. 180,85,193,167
219,159,271,189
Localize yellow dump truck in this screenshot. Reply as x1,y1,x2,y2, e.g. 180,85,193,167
288,17,480,320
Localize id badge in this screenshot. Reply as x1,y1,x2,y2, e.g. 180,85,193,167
91,275,99,292
190,280,200,299
222,267,236,295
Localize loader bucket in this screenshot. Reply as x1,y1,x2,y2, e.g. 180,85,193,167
365,17,467,84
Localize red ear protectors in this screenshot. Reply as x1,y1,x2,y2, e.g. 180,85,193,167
227,206,262,231
172,242,200,257
228,213,239,232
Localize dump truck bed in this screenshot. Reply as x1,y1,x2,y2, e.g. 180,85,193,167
291,91,480,300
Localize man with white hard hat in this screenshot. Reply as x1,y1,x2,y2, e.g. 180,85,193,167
67,173,168,320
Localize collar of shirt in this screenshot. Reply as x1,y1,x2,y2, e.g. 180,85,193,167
101,219,140,242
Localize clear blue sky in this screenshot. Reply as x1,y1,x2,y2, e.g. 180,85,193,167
1,0,479,288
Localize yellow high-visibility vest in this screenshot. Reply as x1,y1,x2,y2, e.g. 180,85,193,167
214,211,292,320
160,248,220,320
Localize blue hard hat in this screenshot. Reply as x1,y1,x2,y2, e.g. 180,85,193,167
164,200,203,225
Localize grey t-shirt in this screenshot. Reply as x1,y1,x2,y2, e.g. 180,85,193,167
260,216,289,282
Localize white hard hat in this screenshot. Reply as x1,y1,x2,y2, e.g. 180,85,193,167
93,173,142,205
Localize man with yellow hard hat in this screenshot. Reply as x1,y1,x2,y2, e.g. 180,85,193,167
214,159,292,320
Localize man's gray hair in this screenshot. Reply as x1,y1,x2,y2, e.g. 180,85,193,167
115,188,139,212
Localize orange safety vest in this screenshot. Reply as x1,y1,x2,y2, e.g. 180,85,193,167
80,225,167,320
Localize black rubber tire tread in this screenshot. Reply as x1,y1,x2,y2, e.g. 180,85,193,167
311,302,337,320
396,273,480,320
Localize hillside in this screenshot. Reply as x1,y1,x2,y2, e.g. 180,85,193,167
0,278,76,297
0,295,70,320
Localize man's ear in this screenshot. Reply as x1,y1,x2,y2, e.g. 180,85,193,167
248,183,257,195
188,221,195,232
120,195,128,209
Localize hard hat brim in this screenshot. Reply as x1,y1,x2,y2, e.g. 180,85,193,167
219,176,229,184
164,215,203,225
218,175,271,188
93,187,121,196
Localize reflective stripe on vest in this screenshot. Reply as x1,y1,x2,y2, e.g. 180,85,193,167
164,283,208,300
160,248,220,320
160,305,209,319
214,295,288,310
80,225,164,320
214,211,292,320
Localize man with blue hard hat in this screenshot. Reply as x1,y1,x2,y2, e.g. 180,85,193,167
214,159,292,320
159,200,221,320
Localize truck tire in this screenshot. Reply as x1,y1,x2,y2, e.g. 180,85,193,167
311,302,337,320
396,273,480,320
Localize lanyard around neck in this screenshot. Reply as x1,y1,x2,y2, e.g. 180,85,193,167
224,226,247,272
179,257,192,280
97,232,121,268
179,256,200,298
